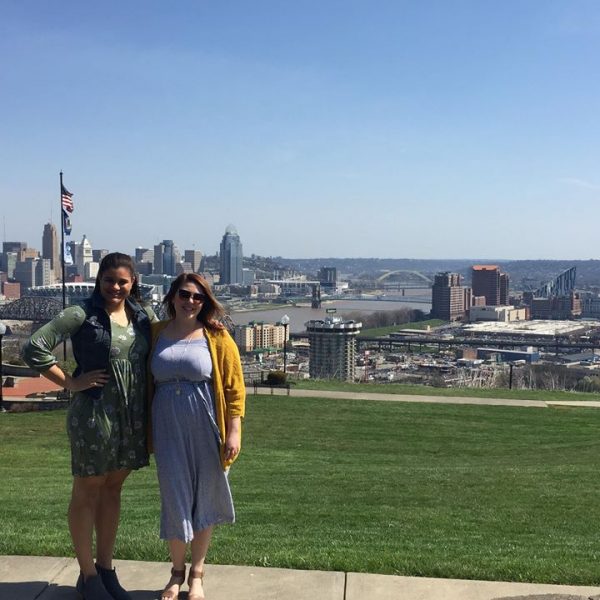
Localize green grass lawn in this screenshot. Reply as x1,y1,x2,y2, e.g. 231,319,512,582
359,319,446,337
293,379,600,402
2,398,600,584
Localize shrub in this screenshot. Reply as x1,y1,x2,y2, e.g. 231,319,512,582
266,371,287,386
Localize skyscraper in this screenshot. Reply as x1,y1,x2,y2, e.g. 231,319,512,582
219,225,243,285
42,223,60,281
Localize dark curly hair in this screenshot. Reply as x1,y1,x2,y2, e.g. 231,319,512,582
93,252,140,301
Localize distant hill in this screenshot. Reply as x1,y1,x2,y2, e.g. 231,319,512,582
278,258,600,289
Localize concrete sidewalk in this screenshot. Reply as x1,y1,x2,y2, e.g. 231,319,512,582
2,556,600,600
255,386,595,409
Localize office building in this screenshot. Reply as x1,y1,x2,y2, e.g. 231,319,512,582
306,317,362,381
471,265,510,306
219,225,243,285
42,223,60,280
1,252,18,279
184,250,203,273
153,243,164,274
431,272,467,321
154,240,180,275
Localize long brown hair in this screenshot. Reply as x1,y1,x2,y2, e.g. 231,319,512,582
163,273,225,331
93,252,141,301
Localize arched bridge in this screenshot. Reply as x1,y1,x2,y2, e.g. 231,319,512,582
376,270,433,285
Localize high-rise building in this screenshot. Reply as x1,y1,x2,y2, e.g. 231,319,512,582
36,258,53,286
162,240,175,275
431,272,467,321
153,243,164,274
2,242,27,256
499,272,510,305
68,241,80,269
93,249,109,263
233,322,288,353
184,250,203,273
42,223,60,281
14,258,52,289
306,317,362,381
471,265,501,306
135,247,154,263
219,225,243,285
13,259,36,288
153,240,179,275
1,252,18,278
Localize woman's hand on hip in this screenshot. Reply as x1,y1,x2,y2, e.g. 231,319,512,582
67,369,110,392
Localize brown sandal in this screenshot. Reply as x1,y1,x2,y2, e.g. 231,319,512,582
161,567,186,600
187,568,205,600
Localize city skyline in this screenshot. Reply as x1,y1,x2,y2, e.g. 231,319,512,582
2,1,599,259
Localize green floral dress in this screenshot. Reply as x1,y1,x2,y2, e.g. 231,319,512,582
24,305,154,477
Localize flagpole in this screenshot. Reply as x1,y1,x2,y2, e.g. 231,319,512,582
59,171,67,361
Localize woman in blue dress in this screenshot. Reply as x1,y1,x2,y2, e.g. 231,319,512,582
149,273,245,600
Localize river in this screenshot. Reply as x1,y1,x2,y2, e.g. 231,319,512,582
230,298,432,333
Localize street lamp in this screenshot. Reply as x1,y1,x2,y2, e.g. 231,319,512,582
280,314,290,374
0,322,6,413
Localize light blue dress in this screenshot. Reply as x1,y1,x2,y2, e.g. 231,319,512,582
151,334,235,542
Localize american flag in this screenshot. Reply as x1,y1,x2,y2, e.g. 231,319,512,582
61,184,74,213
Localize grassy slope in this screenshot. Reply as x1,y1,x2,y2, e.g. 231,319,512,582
358,319,446,337
2,398,600,584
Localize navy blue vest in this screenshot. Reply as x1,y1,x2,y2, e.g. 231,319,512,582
71,291,152,399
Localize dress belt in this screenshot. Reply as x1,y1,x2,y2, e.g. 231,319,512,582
155,378,210,386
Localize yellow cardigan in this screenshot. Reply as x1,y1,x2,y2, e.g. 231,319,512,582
147,320,246,468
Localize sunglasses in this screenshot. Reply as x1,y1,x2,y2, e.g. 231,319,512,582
177,289,206,302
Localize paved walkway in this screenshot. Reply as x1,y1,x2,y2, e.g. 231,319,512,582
1,556,600,600
254,386,600,410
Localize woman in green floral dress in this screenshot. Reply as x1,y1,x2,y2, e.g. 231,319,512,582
23,253,156,600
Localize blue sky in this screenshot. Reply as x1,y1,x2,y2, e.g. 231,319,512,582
1,1,599,259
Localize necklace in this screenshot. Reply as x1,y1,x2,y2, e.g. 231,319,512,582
109,311,130,327
170,335,194,396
